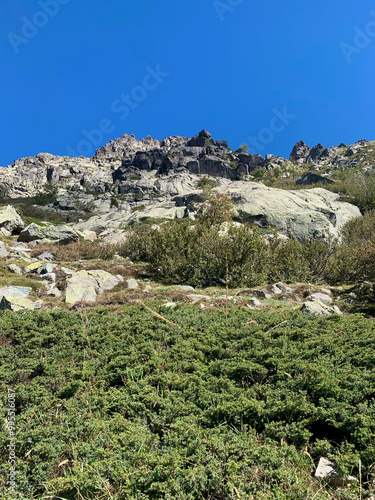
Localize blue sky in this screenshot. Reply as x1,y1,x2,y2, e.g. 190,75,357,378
1,0,375,166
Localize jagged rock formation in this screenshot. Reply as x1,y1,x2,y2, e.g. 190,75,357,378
0,130,371,241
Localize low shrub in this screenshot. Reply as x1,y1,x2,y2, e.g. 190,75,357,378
41,240,118,262
121,221,270,287
196,176,219,190
0,306,374,498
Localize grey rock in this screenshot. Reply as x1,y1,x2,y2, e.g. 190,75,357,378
0,242,9,257
214,183,360,242
98,229,128,245
0,131,368,244
315,457,356,487
306,143,333,164
11,242,30,250
0,228,11,237
68,270,120,292
37,250,55,261
65,269,122,305
66,284,97,305
61,267,76,275
290,141,311,164
40,273,56,282
188,294,211,301
275,282,285,290
179,285,195,291
249,297,261,306
0,296,36,311
308,292,333,304
0,286,32,300
7,264,23,275
315,457,337,480
271,284,283,294
162,302,177,309
302,300,342,316
45,287,62,298
126,278,139,289
39,264,56,274
0,205,25,234
18,223,79,245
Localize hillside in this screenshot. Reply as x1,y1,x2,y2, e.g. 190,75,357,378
1,132,375,499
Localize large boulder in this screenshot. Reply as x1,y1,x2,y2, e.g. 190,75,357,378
66,269,121,304
65,284,97,305
0,296,37,312
302,300,342,316
213,183,360,242
18,223,79,244
0,205,25,234
0,286,32,300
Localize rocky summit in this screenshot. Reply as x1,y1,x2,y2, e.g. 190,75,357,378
0,130,371,242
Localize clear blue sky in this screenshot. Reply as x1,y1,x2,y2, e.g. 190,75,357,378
1,0,375,165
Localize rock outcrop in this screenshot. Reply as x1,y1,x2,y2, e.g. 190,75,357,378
0,130,371,241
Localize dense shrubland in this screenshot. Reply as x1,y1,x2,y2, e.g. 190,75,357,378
119,210,375,288
0,305,374,499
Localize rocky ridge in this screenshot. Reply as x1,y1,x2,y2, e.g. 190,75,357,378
0,130,372,242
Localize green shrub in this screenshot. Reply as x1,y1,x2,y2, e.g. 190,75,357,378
236,144,249,153
196,176,219,190
333,170,375,213
269,237,337,284
110,197,119,208
33,186,58,206
193,224,269,287
252,168,266,180
268,238,309,283
121,221,269,287
342,211,375,245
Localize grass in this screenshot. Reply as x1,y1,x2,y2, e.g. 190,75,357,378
0,267,42,293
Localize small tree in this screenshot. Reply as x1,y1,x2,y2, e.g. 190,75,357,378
236,144,249,154
195,189,236,226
